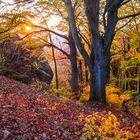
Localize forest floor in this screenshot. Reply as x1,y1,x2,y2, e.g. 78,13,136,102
0,75,139,140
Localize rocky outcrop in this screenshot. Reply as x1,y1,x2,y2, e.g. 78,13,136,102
36,61,53,84
0,36,53,84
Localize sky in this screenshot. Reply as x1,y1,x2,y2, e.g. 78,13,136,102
0,0,61,28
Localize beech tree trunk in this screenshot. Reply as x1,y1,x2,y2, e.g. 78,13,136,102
79,60,83,83
64,0,119,103
84,0,107,103
51,45,59,90
84,62,89,84
69,30,79,92
94,46,110,102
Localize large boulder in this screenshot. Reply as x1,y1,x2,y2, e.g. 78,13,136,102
37,61,53,84
0,36,53,84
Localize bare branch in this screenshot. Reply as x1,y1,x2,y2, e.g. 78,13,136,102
20,25,69,41
19,30,46,40
77,27,90,48
55,57,68,60
52,2,67,20
34,35,69,58
34,25,69,40
0,35,10,40
119,11,140,20
73,1,78,10
115,17,133,32
111,50,123,57
5,0,33,6
120,0,131,7
0,29,10,34
0,23,22,34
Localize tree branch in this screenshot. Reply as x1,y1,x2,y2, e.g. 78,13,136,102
115,17,133,32
52,2,67,20
120,0,131,7
119,11,140,20
20,26,69,41
0,29,10,34
33,35,69,58
0,23,22,34
19,30,46,40
111,50,123,57
34,25,69,40
77,27,90,48
107,0,124,11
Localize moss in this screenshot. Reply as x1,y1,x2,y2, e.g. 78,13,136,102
12,74,31,84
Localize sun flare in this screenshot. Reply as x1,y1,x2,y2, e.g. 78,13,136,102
24,26,32,32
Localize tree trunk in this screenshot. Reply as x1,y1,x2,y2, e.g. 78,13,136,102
84,0,107,103
84,62,89,84
49,35,59,95
92,45,109,103
69,30,79,92
64,0,109,103
94,65,106,102
79,60,83,83
89,72,95,101
51,45,59,90
64,0,94,93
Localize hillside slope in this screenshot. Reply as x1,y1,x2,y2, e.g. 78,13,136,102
0,76,139,139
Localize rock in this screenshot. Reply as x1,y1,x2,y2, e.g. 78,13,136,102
0,36,53,85
37,61,53,84
12,74,31,84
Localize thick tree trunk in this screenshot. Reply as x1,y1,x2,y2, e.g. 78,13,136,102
94,65,106,102
89,73,95,101
93,45,109,103
69,31,79,92
88,42,109,103
69,55,79,91
104,48,111,85
89,55,108,103
64,0,111,103
84,0,107,103
94,61,109,102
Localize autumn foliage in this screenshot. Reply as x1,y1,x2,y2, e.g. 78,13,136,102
0,0,140,139
0,76,139,139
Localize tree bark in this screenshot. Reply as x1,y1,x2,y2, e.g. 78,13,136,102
79,60,83,83
64,0,95,101
51,45,59,90
49,34,59,95
89,73,95,101
69,30,79,92
84,0,107,103
84,62,89,84
64,0,122,103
